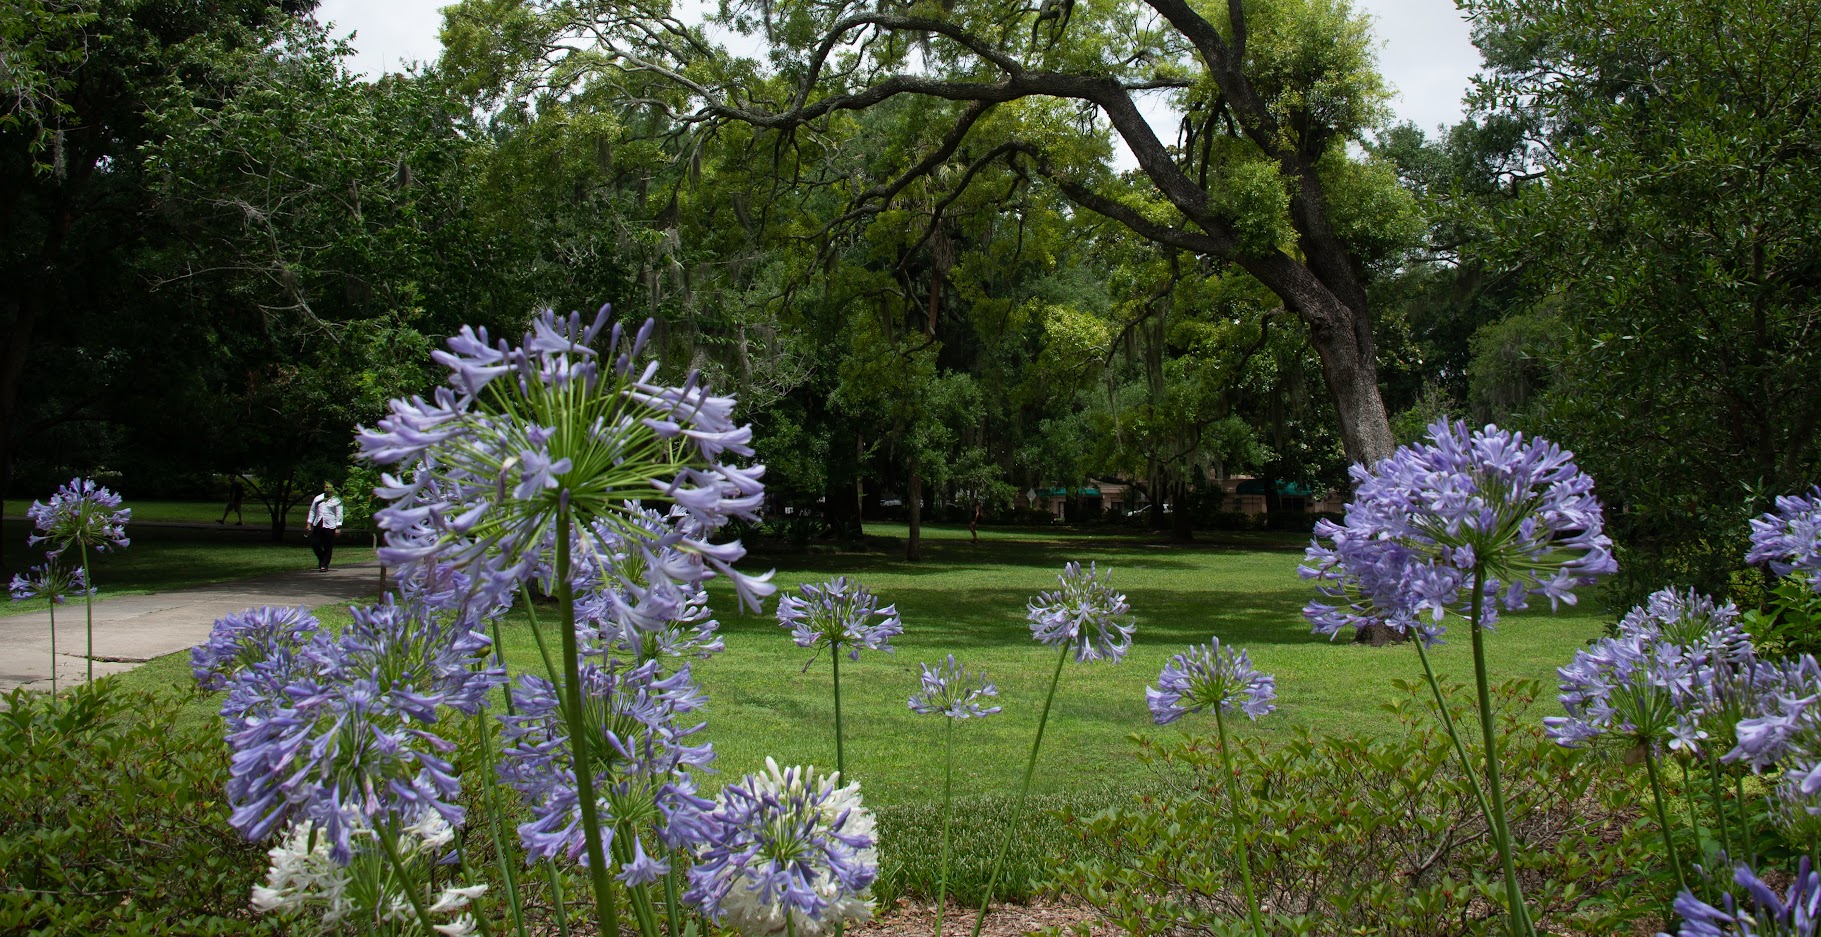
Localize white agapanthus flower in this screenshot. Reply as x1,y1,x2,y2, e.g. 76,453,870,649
689,757,879,937
251,813,487,934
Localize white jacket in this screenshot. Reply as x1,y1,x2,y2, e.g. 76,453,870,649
308,494,344,529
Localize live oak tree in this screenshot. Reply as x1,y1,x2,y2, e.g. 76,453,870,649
445,0,1417,466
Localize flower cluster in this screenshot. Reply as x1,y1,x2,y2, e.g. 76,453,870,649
1027,561,1135,663
686,758,877,937
1301,421,1616,642
777,577,902,662
1748,487,1821,593
908,655,1002,720
356,308,772,612
1664,857,1821,937
497,659,718,880
26,477,131,555
571,507,725,662
252,812,487,936
8,561,91,605
1545,588,1751,754
220,594,506,862
192,605,321,692
1147,637,1277,724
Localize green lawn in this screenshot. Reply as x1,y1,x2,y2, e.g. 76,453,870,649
99,520,1612,904
0,517,375,616
4,498,309,528
111,521,1606,808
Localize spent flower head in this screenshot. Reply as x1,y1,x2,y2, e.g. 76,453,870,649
27,477,130,556
776,577,902,662
8,561,91,605
1748,487,1821,593
357,307,773,611
1301,420,1616,642
907,655,1002,720
686,758,877,937
497,659,718,881
1027,561,1135,663
1147,637,1277,724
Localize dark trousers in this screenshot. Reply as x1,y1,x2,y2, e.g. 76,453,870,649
310,524,336,569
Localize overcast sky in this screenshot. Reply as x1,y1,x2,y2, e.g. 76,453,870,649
316,0,1482,137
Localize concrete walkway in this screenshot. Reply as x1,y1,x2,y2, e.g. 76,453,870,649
0,563,386,693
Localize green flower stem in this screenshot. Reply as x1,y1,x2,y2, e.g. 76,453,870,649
663,860,684,937
612,827,665,937
376,819,443,937
80,541,92,685
1704,750,1734,864
474,709,529,937
1466,564,1533,937
832,639,846,780
1737,774,1756,866
555,499,622,937
1679,760,1706,857
1643,746,1689,895
1413,637,1533,936
1213,705,1266,937
452,839,495,937
518,585,564,689
47,602,57,694
545,861,574,937
970,643,1069,937
935,718,954,937
1412,637,1498,833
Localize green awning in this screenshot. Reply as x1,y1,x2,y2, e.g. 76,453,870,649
1234,479,1315,496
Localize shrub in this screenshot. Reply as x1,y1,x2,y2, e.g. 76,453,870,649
1046,679,1665,936
0,682,277,935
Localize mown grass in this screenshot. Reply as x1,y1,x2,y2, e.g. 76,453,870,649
104,520,1612,904
0,516,375,616
4,498,309,527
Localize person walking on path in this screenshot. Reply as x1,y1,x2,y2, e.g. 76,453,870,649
217,477,245,525
306,482,343,571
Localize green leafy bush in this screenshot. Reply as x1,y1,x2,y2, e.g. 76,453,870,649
1046,680,1666,936
0,683,276,935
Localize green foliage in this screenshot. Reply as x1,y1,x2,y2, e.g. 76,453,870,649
1461,0,1821,605
0,681,277,935
1048,679,1663,935
1742,576,1821,662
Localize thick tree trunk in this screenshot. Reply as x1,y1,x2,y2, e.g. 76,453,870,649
1236,254,1396,467
906,460,923,562
853,434,865,538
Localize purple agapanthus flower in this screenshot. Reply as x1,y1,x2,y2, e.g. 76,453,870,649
1027,561,1135,663
908,655,1002,720
1748,487,1821,593
685,758,877,937
1300,421,1616,642
496,659,718,881
8,561,91,604
192,605,321,692
1147,637,1277,724
26,477,131,556
569,507,725,662
356,307,773,613
1662,857,1821,936
220,595,506,863
776,577,902,662
1728,655,1821,774
1544,630,1692,751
